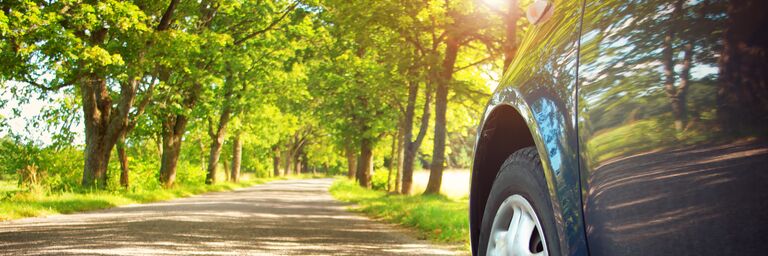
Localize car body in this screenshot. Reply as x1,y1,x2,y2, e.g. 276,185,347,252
470,0,768,255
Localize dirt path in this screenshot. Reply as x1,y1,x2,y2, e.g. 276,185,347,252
0,179,463,255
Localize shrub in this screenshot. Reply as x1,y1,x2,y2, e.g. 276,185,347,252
370,168,391,191
0,136,82,193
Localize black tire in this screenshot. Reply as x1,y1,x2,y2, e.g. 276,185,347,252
477,146,561,256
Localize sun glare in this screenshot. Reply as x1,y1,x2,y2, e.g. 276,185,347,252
482,0,508,10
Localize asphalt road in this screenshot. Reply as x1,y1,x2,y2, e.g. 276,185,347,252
0,178,463,255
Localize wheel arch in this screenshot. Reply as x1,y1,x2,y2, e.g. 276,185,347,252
469,102,537,255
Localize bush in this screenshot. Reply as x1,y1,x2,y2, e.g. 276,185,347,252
39,147,83,192
0,137,82,193
370,168,391,190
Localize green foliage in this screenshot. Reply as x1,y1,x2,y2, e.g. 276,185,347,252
120,143,163,190
0,136,82,192
370,169,390,191
330,178,469,250
0,136,40,180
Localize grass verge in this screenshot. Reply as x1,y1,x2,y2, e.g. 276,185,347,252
329,178,470,251
0,174,319,221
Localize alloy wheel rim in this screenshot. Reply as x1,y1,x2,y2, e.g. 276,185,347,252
487,194,548,256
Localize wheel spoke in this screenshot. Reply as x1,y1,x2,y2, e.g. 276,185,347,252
505,206,522,250
512,210,536,255
493,231,508,256
486,195,548,256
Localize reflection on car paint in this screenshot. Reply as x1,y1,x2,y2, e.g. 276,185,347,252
578,0,768,255
532,98,565,174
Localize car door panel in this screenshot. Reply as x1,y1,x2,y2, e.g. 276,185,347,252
577,0,768,255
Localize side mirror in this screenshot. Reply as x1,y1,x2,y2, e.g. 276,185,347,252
526,0,554,25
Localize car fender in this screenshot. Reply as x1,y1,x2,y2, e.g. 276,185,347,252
470,84,587,255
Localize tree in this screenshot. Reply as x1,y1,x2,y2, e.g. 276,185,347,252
662,0,693,131
717,0,768,132
1,0,180,188
424,0,496,194
310,0,404,187
202,0,300,184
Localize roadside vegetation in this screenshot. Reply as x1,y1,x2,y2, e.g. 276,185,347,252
330,178,470,251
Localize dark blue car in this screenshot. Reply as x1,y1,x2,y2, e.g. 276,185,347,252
470,0,768,255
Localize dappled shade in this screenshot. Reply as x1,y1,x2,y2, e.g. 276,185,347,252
0,179,460,255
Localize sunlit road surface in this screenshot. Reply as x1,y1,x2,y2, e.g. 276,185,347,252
0,179,463,255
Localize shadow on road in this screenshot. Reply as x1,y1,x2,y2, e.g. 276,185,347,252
0,179,461,256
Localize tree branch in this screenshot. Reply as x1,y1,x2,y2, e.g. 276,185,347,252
126,77,158,131
413,83,432,147
21,76,74,92
207,116,216,138
454,55,494,72
233,2,298,45
157,0,180,31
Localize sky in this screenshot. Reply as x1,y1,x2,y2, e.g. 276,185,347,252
0,81,85,146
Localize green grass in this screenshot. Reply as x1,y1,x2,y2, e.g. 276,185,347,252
0,174,321,221
329,178,470,251
0,179,20,199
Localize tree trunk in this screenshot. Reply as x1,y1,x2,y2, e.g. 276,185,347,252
357,138,373,188
206,133,225,184
157,136,164,157
717,0,768,132
355,152,363,182
272,145,281,177
395,134,404,193
401,78,432,195
159,83,202,188
284,150,292,176
662,0,689,131
117,134,129,188
293,153,301,175
81,71,136,188
674,40,693,130
206,92,234,184
386,132,397,192
402,146,418,194
159,127,183,188
231,134,241,182
81,86,112,187
82,139,111,188
199,138,205,171
222,159,230,182
345,144,357,179
395,122,405,193
425,38,460,195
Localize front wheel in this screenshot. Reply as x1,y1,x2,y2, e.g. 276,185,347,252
477,147,561,256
